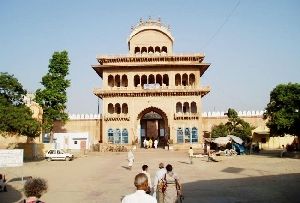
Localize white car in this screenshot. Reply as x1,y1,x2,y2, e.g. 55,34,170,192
45,149,74,161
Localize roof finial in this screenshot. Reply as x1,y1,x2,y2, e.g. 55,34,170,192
158,17,161,22
139,17,143,23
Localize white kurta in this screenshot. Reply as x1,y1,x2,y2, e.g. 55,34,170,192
122,190,157,203
128,150,134,167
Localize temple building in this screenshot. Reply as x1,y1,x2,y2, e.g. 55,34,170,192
92,18,211,148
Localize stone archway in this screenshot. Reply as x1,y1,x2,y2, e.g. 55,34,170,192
137,107,169,148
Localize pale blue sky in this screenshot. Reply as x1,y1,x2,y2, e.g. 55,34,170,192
1,0,299,114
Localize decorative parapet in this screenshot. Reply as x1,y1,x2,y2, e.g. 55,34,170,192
174,113,199,120
201,110,265,118
68,114,101,120
96,54,205,65
103,114,130,121
94,86,210,98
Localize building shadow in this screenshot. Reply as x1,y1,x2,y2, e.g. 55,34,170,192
0,184,23,203
250,150,300,159
181,173,300,203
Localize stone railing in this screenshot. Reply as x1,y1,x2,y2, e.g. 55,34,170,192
202,110,265,118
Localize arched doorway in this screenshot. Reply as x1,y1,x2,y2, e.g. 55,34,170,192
137,107,169,148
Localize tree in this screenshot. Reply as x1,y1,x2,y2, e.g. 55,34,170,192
211,123,227,138
0,72,41,137
211,108,254,141
264,83,300,138
35,51,71,142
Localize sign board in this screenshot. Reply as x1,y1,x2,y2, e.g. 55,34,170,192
0,149,23,167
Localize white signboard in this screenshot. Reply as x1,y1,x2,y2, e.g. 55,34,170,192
0,149,23,167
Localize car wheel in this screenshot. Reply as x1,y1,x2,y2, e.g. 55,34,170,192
65,157,70,161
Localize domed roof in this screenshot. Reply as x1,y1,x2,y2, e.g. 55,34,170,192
127,17,175,44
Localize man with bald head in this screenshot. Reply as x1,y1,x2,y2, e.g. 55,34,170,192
122,173,157,203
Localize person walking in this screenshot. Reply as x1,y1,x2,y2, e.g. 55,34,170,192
141,165,152,194
122,173,157,203
164,164,182,203
0,174,7,192
280,145,287,158
20,177,48,203
154,139,158,149
128,149,135,170
153,163,167,203
188,147,194,164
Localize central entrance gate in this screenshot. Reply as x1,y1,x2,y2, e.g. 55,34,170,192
137,107,169,148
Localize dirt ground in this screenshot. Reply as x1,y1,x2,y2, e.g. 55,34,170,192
1,149,300,203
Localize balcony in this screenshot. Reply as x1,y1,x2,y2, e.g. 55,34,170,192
174,112,200,120
104,113,130,121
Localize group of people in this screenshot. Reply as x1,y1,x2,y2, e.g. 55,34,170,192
122,162,183,203
143,138,159,149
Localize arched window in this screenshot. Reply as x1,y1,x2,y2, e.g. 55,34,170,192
122,103,128,114
162,46,167,53
156,74,162,86
134,75,140,87
163,74,169,86
122,129,129,144
141,47,147,54
108,103,114,114
121,75,128,87
176,102,182,113
115,103,121,114
183,102,190,113
141,75,147,87
149,74,155,84
134,47,140,54
115,75,121,87
114,128,121,144
155,46,160,53
148,46,154,53
184,128,191,143
191,102,197,113
108,75,114,87
182,74,188,86
177,128,184,143
108,128,114,144
189,73,195,86
192,127,198,143
175,73,181,86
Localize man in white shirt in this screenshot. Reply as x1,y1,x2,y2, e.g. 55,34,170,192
122,173,157,203
141,165,152,194
153,163,167,203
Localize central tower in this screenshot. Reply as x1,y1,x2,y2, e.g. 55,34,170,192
92,18,211,148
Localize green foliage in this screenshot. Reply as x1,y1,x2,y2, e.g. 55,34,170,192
264,83,300,137
211,108,254,140
211,123,228,138
0,72,26,105
0,72,41,137
35,51,71,133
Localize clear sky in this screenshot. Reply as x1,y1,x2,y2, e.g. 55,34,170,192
1,0,299,114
